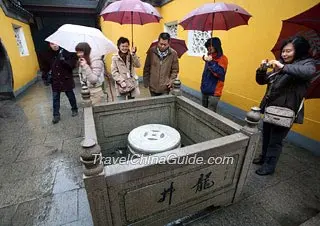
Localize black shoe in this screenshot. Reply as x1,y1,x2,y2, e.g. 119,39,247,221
52,115,60,124
255,164,275,176
252,155,265,165
71,110,78,117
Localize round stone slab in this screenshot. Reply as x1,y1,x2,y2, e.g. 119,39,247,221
128,124,181,155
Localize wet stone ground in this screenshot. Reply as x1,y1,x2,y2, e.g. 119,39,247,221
0,80,319,226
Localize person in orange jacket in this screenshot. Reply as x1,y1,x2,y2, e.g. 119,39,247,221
201,37,228,112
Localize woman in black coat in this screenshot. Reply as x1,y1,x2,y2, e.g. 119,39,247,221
254,36,316,176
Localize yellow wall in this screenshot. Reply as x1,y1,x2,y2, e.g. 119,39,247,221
100,0,320,142
0,8,39,92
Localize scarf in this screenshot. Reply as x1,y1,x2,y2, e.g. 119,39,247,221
157,47,169,60
119,51,128,65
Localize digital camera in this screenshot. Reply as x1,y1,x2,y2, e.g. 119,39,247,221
262,62,273,69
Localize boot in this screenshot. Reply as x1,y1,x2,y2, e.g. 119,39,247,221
255,163,275,176
252,155,265,165
71,110,78,117
202,96,209,108
52,115,61,124
255,157,278,176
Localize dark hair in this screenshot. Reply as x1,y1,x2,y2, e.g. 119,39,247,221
75,42,91,65
280,36,311,61
158,32,171,41
205,37,223,58
117,37,130,47
117,36,132,73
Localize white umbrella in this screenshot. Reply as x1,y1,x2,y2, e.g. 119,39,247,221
45,24,117,56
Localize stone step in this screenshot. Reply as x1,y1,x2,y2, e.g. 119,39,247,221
299,213,320,226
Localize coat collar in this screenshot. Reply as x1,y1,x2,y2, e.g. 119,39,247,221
151,46,173,56
114,52,130,62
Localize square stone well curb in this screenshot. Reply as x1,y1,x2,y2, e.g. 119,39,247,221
79,91,261,226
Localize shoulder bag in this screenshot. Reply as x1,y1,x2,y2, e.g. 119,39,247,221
118,54,136,94
263,71,304,128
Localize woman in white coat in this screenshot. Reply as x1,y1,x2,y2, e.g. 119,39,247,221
111,37,141,100
75,42,106,105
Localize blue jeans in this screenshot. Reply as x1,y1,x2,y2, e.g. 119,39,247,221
52,90,78,116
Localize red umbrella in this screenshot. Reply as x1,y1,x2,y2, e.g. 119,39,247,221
271,3,320,99
179,2,252,32
100,0,162,45
148,38,188,58
271,3,320,59
306,73,320,99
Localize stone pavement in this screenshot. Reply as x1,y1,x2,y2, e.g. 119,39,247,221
0,80,319,226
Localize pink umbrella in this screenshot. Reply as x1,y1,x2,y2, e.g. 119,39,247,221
148,38,188,58
100,0,162,45
179,2,252,32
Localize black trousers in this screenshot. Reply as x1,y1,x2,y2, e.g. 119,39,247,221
52,90,78,117
202,94,220,112
150,91,169,97
261,122,290,167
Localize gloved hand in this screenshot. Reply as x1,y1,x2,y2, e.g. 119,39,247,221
120,81,127,88
43,79,50,86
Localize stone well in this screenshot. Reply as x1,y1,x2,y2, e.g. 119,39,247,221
79,80,261,226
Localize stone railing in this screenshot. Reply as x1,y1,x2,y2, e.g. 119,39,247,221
79,78,261,226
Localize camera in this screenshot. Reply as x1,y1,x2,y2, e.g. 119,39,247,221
262,62,273,68
260,60,273,70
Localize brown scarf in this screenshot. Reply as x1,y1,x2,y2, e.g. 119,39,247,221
119,51,128,65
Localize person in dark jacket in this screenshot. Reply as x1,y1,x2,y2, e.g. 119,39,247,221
40,42,78,124
201,37,228,112
253,36,316,175
143,32,179,96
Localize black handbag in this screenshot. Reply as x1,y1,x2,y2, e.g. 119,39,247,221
46,49,64,85
46,70,52,84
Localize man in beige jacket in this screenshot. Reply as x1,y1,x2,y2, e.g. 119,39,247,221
143,33,179,96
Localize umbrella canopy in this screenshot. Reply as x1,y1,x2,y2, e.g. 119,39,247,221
272,3,320,58
271,3,320,99
45,24,117,56
306,74,320,99
100,0,161,25
100,0,162,44
179,2,252,31
149,38,188,58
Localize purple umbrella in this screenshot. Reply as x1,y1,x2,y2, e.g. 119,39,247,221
100,0,162,45
149,38,188,58
179,2,252,32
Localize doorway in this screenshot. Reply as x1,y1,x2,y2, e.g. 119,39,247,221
0,39,14,100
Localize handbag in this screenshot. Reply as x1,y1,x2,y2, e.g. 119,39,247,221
118,54,136,94
263,106,296,128
263,101,304,128
46,49,64,85
118,77,136,94
263,71,304,127
44,70,52,85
